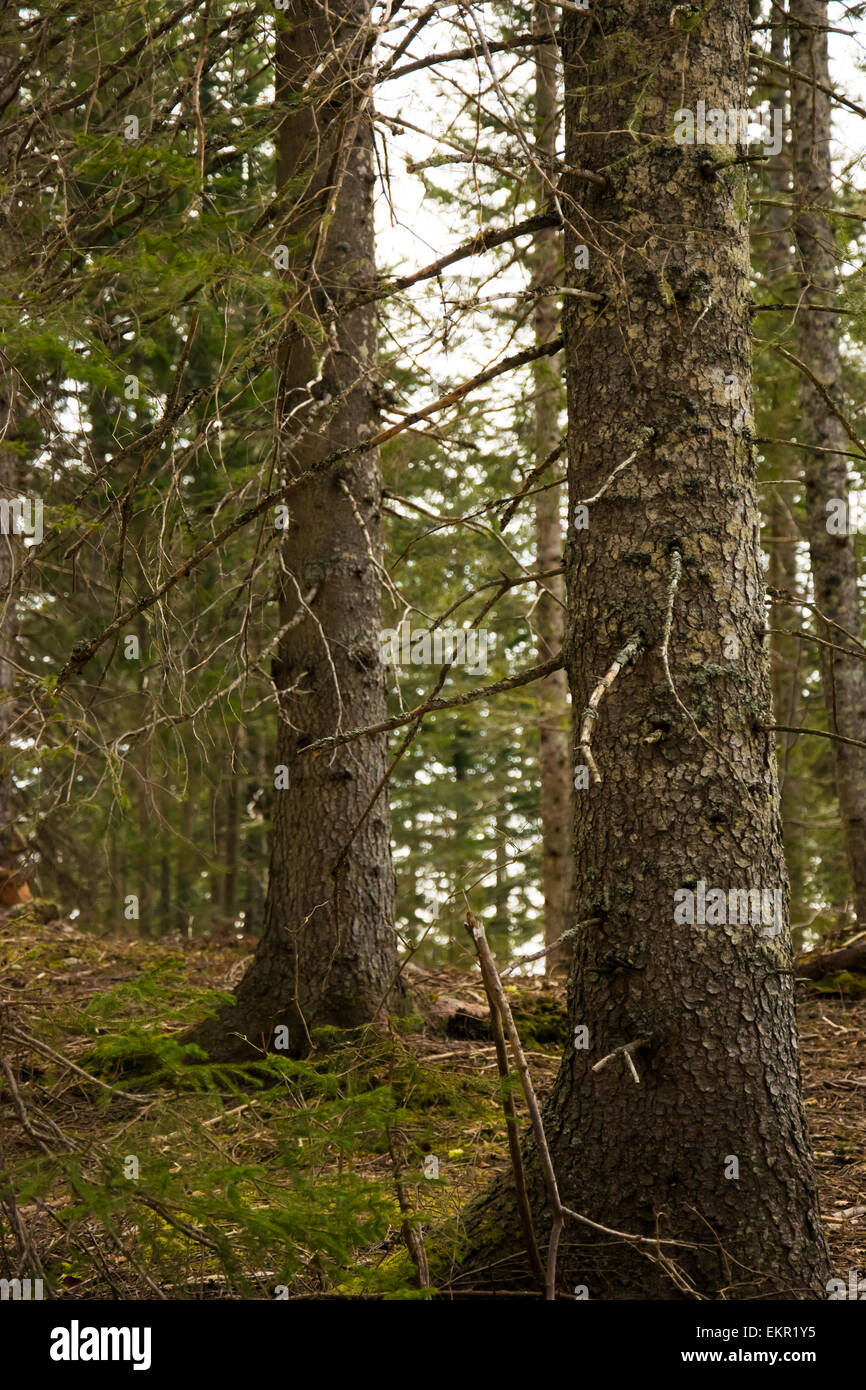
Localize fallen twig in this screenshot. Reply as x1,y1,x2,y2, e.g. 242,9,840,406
386,1127,432,1291
464,909,562,1299
7,1025,153,1104
463,917,545,1292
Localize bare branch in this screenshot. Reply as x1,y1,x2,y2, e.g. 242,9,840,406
577,634,642,785
300,655,564,754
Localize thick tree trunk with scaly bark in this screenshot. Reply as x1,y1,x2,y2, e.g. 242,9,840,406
789,0,866,927
193,1,403,1060
459,0,828,1299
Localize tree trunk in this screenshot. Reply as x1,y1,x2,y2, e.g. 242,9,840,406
209,783,221,913
0,17,24,896
532,0,572,977
0,367,17,887
243,730,265,937
193,1,403,1059
760,23,807,910
460,0,829,1299
174,784,194,936
223,731,239,921
136,767,153,938
135,619,152,937
159,842,171,936
790,0,866,926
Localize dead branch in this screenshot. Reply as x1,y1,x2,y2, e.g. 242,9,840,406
463,917,545,1292
345,213,562,315
591,1038,650,1085
386,1127,431,1290
299,656,563,755
795,939,866,981
766,724,866,753
578,634,642,784
773,345,866,462
463,909,563,1299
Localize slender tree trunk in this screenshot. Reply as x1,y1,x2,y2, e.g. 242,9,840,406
789,0,866,926
159,834,171,936
531,0,572,977
491,802,509,948
450,722,473,964
193,1,403,1058
223,732,239,921
760,23,807,912
158,778,172,936
768,483,809,908
0,382,17,885
174,785,194,935
209,783,221,913
461,0,828,1298
243,730,264,937
109,824,121,929
135,619,152,937
137,768,153,938
0,14,22,892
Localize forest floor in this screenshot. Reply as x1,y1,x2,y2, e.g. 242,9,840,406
0,909,864,1299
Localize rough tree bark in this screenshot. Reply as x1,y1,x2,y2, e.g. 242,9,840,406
193,0,403,1059
460,0,829,1299
531,0,572,977
790,0,866,926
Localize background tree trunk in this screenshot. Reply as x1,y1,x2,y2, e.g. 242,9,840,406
790,0,866,926
174,785,194,936
135,618,152,937
223,731,239,921
243,729,265,937
532,0,572,976
136,767,153,938
193,0,403,1059
159,835,171,937
209,784,222,914
0,14,22,893
460,0,829,1298
760,21,807,906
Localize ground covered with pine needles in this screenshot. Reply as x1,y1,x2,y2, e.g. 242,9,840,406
0,906,863,1299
